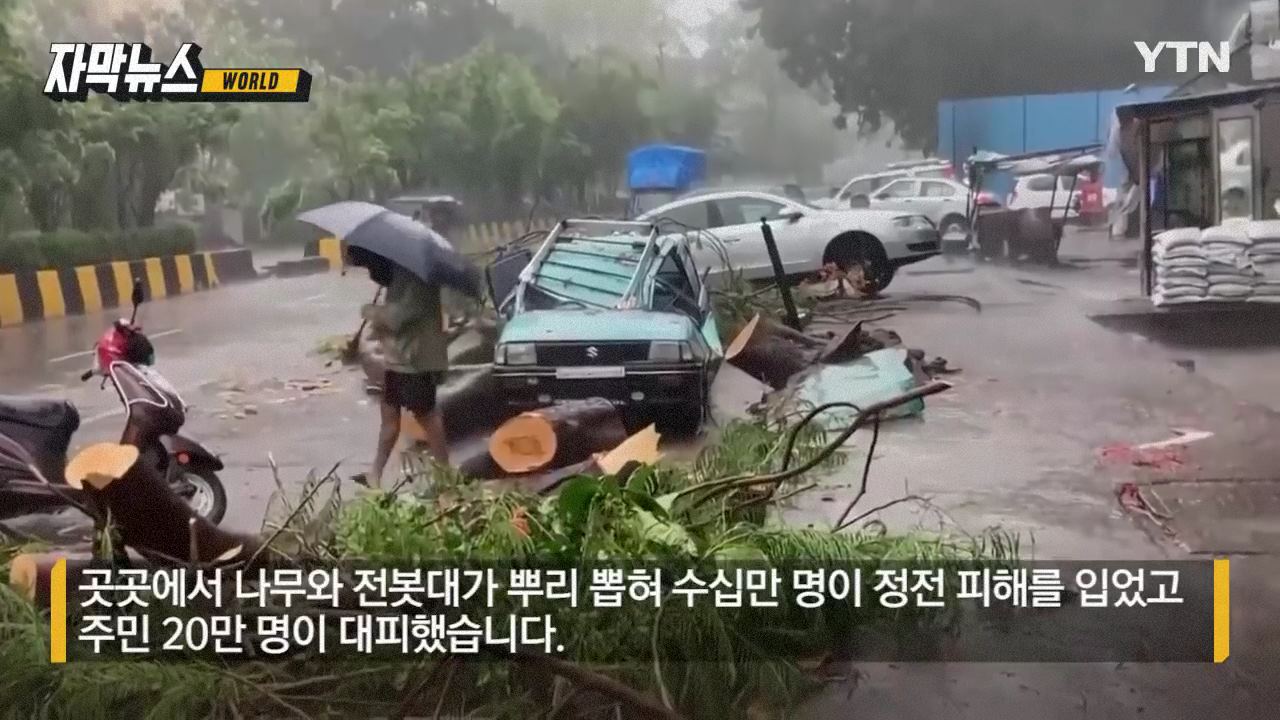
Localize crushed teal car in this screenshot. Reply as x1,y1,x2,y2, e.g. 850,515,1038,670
488,219,723,433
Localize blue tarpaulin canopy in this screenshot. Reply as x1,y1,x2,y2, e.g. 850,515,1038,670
627,144,706,192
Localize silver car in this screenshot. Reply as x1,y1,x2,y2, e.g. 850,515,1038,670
815,161,954,211
638,189,940,292
864,177,991,238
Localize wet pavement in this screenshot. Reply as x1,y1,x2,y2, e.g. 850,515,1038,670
2,232,1279,716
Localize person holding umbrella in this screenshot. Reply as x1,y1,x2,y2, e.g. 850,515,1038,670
354,254,450,487
297,201,483,489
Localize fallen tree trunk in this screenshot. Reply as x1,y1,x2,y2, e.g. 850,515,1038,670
815,322,867,364
725,314,818,389
488,399,628,475
437,364,520,443
484,425,663,492
9,551,95,606
447,318,501,366
74,441,257,565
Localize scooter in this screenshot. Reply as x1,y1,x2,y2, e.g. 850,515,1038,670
0,280,227,525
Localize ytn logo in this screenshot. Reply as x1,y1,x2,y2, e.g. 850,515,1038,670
1135,41,1231,74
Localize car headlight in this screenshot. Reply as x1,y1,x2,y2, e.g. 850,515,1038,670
497,343,537,365
893,214,934,229
649,341,691,362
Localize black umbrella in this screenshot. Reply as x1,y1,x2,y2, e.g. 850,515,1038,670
297,201,482,297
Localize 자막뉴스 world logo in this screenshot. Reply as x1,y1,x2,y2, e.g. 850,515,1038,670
43,42,312,103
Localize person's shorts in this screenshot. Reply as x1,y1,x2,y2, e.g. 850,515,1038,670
383,371,440,414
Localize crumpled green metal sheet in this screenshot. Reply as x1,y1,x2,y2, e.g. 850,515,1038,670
794,348,924,429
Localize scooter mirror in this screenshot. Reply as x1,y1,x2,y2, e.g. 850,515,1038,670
131,278,145,308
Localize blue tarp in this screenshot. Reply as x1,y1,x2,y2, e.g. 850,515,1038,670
627,145,706,192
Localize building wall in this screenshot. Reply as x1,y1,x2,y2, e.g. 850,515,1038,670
938,86,1175,197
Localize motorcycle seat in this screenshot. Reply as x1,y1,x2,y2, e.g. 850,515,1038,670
0,396,79,431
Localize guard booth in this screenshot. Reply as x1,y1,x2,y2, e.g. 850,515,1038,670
1115,82,1280,295
965,145,1101,264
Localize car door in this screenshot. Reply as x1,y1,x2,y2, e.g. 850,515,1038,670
673,242,722,359
646,199,722,276
869,179,921,214
841,178,876,208
918,180,964,226
706,195,796,280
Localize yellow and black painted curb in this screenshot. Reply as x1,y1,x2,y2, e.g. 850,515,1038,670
0,248,258,328
304,220,555,271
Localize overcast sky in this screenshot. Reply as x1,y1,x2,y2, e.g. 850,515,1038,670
665,0,734,27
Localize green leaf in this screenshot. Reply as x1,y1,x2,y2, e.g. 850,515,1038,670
556,475,603,530
633,508,695,553
712,543,768,564
623,489,667,520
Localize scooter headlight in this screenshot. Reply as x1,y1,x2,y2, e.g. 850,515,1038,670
497,343,537,366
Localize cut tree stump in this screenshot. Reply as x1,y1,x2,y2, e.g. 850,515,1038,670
71,442,256,565
488,399,628,475
725,314,818,389
9,551,95,606
483,424,664,492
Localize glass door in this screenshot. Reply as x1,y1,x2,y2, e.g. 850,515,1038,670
1212,105,1259,223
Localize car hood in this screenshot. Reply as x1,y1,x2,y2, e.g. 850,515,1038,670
500,309,695,344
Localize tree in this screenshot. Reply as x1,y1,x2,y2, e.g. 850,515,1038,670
0,0,82,231
503,0,688,67
307,75,402,202
742,0,1218,151
208,0,561,78
7,0,241,230
543,55,655,206
640,82,719,149
698,8,837,183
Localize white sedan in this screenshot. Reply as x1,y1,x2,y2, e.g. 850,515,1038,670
638,190,941,292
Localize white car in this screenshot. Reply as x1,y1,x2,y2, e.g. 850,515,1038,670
865,177,995,237
637,190,941,292
814,161,953,211
1007,174,1084,220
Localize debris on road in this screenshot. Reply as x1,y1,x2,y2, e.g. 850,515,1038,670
724,314,905,390
787,349,927,428
1098,442,1188,471
284,378,334,393
1136,428,1214,451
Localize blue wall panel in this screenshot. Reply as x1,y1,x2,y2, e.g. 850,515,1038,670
937,100,956,168
1025,91,1100,149
940,86,1175,191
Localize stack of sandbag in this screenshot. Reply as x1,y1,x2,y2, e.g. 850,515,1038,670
1247,220,1280,303
1201,221,1258,301
1152,228,1208,306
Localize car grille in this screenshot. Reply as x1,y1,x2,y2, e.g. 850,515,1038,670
536,342,650,365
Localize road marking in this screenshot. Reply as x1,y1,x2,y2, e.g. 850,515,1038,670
283,292,328,308
48,328,183,364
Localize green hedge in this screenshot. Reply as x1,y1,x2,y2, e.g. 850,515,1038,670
0,226,198,273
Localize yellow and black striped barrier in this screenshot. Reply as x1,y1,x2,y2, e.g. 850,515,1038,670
0,248,258,328
305,219,555,272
